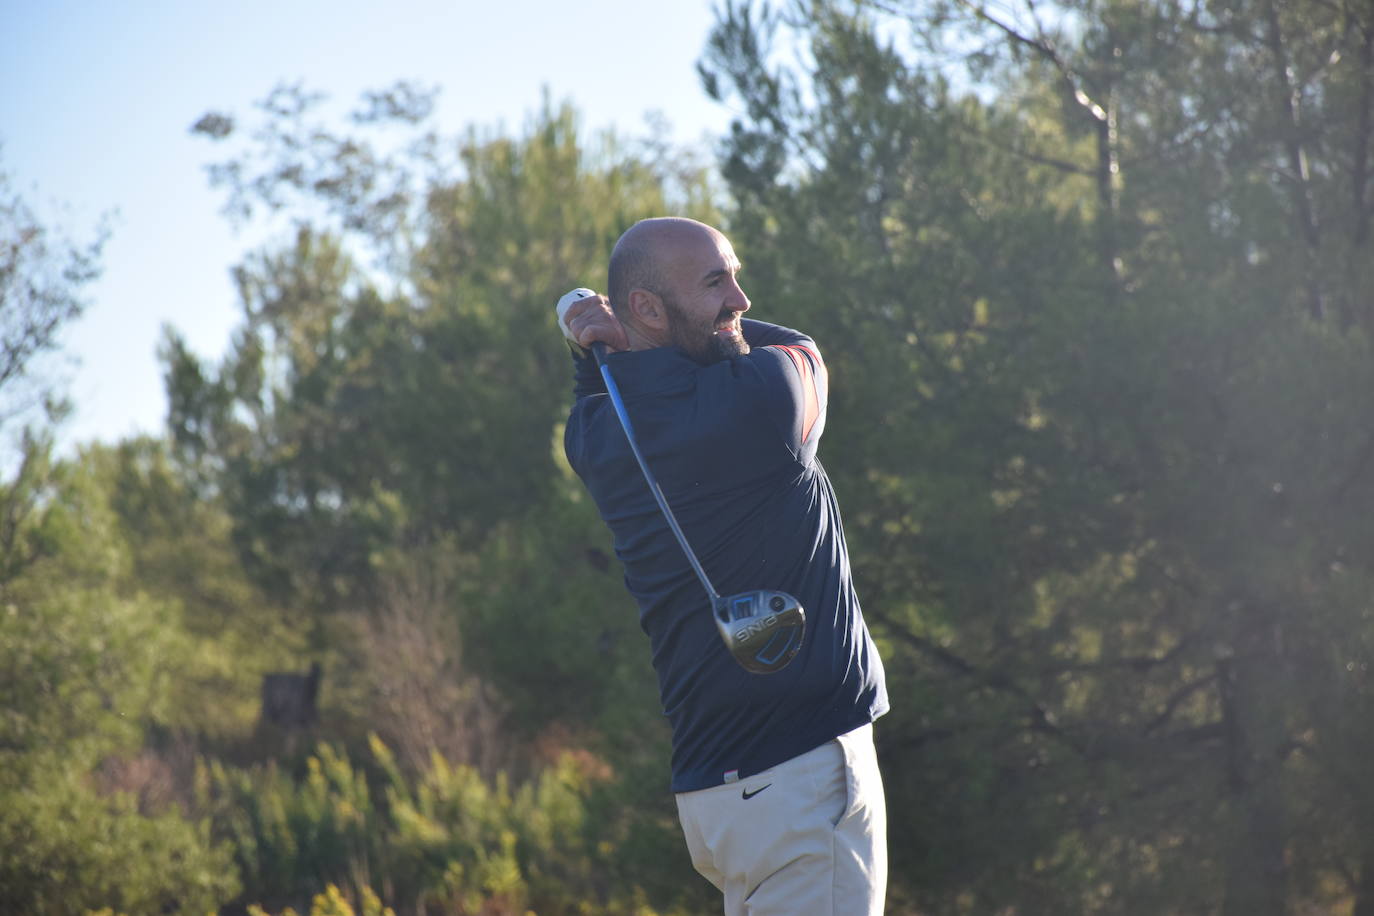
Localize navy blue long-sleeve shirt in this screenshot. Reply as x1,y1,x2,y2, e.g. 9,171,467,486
564,318,888,792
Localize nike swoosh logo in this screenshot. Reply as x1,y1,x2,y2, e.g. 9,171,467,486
741,784,772,800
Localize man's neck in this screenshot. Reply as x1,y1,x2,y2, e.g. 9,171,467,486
625,325,668,352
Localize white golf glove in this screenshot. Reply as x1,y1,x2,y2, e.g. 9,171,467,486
556,288,599,343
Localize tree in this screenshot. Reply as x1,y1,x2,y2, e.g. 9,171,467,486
700,1,1374,912
169,87,723,911
0,157,107,437
0,165,248,911
173,87,716,612
0,445,240,914
84,436,307,737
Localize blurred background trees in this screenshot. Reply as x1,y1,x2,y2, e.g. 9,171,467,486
3,0,1372,912
699,1,1374,912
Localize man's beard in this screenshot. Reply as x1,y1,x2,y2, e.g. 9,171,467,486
662,293,750,365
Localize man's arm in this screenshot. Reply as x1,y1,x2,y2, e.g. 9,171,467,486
741,319,813,351
556,290,628,399
738,319,830,452
570,345,605,399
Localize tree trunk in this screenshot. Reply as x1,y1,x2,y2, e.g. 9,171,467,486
1352,19,1373,248
1094,87,1122,306
1217,632,1289,916
1349,14,1374,330
1260,0,1325,320
1356,845,1374,916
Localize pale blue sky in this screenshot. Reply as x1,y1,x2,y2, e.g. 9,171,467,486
1,0,730,452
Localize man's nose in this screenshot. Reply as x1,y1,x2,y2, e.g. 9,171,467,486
729,280,751,313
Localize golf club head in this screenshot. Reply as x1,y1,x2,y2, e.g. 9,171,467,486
714,590,806,674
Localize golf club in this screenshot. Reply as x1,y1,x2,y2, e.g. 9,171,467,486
561,289,805,674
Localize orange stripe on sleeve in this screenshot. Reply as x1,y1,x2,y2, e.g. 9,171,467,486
775,345,823,444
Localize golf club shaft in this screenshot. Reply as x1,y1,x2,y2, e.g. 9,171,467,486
592,342,721,603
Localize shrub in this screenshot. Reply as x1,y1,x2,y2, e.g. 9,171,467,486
0,764,239,915
199,735,679,915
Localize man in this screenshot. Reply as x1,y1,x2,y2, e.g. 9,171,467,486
559,217,889,914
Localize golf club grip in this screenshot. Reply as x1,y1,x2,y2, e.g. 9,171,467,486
592,343,721,603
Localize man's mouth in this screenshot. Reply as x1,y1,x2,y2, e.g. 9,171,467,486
705,314,751,361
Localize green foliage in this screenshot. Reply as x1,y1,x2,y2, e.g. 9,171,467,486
200,736,681,915
85,437,306,736
0,438,241,914
0,443,176,771
460,495,659,738
0,768,238,916
0,155,108,435
702,0,1374,912
0,7,1352,910
198,744,382,909
245,882,397,916
171,89,719,617
163,92,721,913
0,301,318,912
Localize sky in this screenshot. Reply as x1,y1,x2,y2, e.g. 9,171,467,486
1,0,731,454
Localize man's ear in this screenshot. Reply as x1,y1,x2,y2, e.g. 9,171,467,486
627,288,669,332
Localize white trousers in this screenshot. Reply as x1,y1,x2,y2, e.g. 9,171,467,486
674,724,887,915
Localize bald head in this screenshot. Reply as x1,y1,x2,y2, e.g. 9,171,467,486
607,218,718,318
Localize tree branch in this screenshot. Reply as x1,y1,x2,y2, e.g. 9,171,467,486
1144,672,1221,735
1028,636,1193,678
868,607,1084,753
954,0,1109,123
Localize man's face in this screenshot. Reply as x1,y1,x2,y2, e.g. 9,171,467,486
658,228,752,365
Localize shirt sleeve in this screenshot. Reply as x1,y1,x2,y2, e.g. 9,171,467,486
739,319,830,455
569,342,606,400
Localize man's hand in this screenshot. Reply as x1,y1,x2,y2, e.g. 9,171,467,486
557,289,630,353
